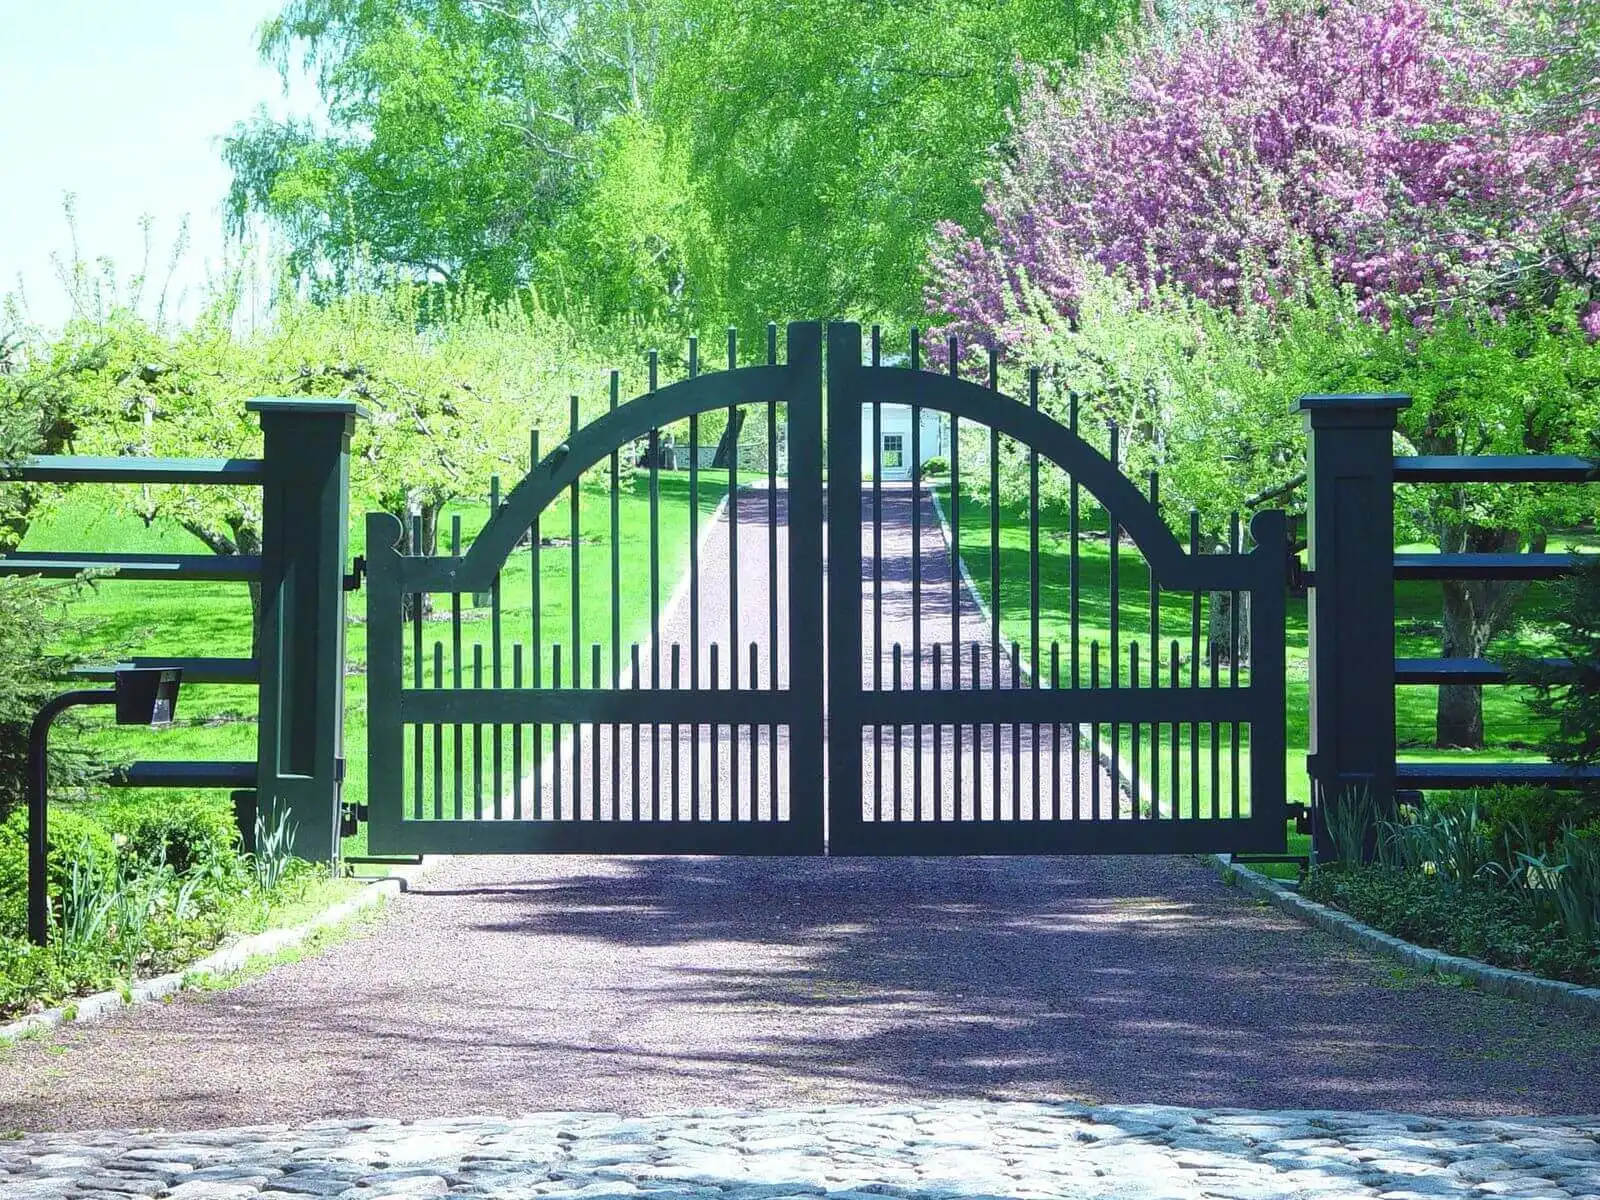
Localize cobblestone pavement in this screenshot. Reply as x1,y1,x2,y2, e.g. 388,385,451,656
7,1102,1600,1199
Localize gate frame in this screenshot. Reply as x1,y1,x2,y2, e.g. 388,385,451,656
364,323,825,855
824,322,1290,855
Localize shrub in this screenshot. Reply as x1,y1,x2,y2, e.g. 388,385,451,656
0,807,116,939
1303,865,1600,984
101,794,239,874
1506,555,1600,775
1445,785,1600,857
921,455,949,476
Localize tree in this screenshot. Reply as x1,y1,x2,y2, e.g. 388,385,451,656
225,0,660,298
927,0,1600,747
653,0,1141,328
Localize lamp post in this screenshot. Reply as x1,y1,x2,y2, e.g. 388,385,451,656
27,667,182,945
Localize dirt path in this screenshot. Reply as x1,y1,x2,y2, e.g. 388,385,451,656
3,486,1598,1130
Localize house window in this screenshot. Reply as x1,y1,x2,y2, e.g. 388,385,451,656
882,434,904,469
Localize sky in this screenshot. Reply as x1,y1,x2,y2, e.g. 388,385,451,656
0,1,320,332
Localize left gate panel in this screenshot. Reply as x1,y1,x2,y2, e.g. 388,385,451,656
364,328,825,855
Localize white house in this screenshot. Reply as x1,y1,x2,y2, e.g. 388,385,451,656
861,404,948,481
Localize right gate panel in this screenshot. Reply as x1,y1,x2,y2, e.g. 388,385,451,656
826,323,1288,855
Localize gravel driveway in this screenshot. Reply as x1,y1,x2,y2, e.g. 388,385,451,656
2,484,1598,1131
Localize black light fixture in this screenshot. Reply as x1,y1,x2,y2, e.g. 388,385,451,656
26,667,182,944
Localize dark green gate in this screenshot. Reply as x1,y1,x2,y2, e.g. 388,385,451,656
364,321,1288,855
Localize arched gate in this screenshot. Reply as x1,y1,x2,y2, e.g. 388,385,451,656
364,322,1288,855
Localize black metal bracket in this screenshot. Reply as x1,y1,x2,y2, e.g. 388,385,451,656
339,799,368,838
343,555,367,592
1286,802,1311,835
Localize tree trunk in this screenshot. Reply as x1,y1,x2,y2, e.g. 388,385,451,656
1434,525,1530,749
397,498,442,622
1208,588,1251,668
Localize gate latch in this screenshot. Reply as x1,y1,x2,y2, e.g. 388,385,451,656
344,556,367,592
1287,551,1311,596
340,800,368,838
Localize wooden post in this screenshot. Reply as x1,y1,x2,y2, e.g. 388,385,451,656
250,398,365,863
1295,393,1410,862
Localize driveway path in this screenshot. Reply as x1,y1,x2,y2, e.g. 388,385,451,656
2,485,1598,1132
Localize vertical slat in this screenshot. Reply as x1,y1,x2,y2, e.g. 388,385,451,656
1230,511,1242,820
768,324,780,816
1009,641,1021,819
569,395,582,692
987,351,1001,819
687,338,701,817
649,361,662,821
530,430,543,821
1130,642,1141,820
710,643,721,821
490,476,503,821
1090,641,1101,820
1028,367,1041,822
1108,422,1121,817
1068,392,1081,820
892,643,903,823
750,642,760,818
873,326,883,820
610,369,622,816
1190,510,1202,819
969,642,981,818
565,398,582,818
1050,642,1061,821
472,643,484,821
1170,640,1182,819
551,645,563,820
592,643,603,820
631,643,642,821
932,642,943,822
1211,615,1222,821
512,644,524,820
670,644,681,820
727,328,740,694
451,515,463,821
907,337,926,820
411,516,424,823
432,642,444,821
1149,470,1161,820
949,361,962,812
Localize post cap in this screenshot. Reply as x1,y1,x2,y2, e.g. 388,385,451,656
246,397,370,419
1293,393,1411,430
1292,393,1411,413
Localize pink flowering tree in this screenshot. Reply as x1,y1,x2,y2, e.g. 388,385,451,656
926,0,1600,748
928,0,1599,341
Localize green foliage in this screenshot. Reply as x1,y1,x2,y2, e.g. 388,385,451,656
1506,556,1600,772
229,0,1143,328
1449,785,1600,857
0,807,116,940
1303,863,1600,984
0,579,94,822
920,456,950,477
99,794,239,876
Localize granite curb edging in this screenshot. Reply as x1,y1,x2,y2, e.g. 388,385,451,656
0,856,441,1043
1214,853,1600,1019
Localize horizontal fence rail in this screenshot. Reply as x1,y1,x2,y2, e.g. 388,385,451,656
1301,400,1600,860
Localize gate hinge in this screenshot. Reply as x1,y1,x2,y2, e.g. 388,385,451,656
344,556,367,592
1287,552,1312,596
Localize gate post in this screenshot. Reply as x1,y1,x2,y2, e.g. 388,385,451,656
249,398,366,864
1294,393,1410,861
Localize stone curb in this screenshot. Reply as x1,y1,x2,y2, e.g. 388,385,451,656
1213,853,1600,1019
0,856,441,1043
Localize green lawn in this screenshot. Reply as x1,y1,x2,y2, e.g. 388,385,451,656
938,484,1568,852
19,472,724,858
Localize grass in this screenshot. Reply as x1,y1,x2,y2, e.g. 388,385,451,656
19,472,724,856
937,483,1567,853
